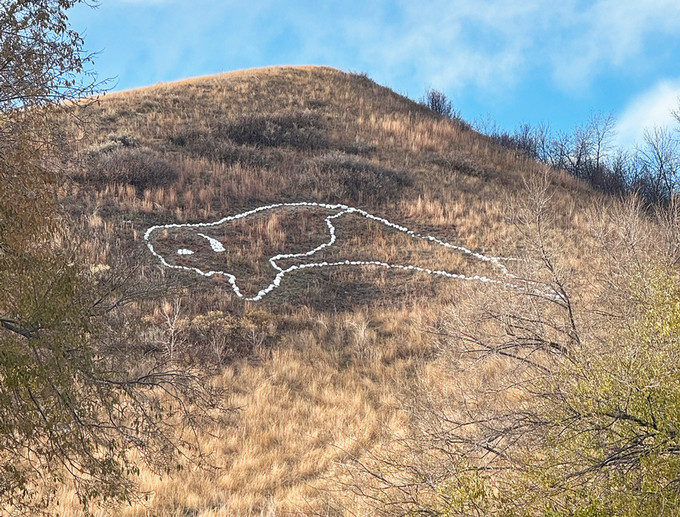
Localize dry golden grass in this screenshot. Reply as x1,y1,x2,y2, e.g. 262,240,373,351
53,65,612,515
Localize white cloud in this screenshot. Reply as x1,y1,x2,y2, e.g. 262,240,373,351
551,0,680,91
299,0,679,100
342,0,543,95
81,0,680,106
615,80,680,150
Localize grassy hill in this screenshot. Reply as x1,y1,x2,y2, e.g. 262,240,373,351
52,66,648,515
66,65,593,303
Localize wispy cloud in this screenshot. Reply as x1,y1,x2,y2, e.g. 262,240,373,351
317,0,680,97
70,0,680,132
343,0,542,95
550,0,680,91
615,79,680,149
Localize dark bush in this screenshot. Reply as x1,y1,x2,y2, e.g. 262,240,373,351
84,147,178,190
305,99,328,110
422,88,453,118
420,89,471,129
429,154,491,180
295,152,413,203
170,131,272,168
342,141,377,156
221,110,328,150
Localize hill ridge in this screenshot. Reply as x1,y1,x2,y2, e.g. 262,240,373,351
54,62,612,515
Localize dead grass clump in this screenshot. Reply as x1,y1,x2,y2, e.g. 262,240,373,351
429,153,491,180
83,147,179,191
169,131,273,169
223,110,328,150
296,151,413,204
86,132,140,155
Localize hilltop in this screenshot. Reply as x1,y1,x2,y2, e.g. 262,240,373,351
65,65,593,305
52,66,646,515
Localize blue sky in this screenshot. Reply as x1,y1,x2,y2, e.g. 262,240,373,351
70,0,680,150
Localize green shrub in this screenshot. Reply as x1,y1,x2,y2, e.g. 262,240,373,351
522,268,680,516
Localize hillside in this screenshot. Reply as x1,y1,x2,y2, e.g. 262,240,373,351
66,66,594,303
51,66,650,515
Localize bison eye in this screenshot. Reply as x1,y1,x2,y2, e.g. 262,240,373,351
197,233,226,252
177,249,194,255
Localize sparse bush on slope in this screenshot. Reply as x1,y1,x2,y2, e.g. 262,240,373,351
85,146,179,190
421,88,472,130
222,110,328,150
169,130,273,168
344,184,680,516
295,151,412,203
422,88,455,119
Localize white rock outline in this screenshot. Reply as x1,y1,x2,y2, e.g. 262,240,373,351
197,233,226,252
144,202,543,302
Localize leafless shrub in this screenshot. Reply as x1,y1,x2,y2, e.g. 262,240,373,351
221,110,329,150
638,126,679,204
170,130,273,168
184,309,276,365
421,88,471,129
83,147,178,190
422,88,454,119
295,151,412,203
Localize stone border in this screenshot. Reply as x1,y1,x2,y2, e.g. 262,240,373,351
144,202,546,301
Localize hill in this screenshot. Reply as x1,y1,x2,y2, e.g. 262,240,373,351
66,65,594,303
52,66,653,515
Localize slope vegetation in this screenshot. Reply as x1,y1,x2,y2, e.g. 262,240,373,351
57,66,612,515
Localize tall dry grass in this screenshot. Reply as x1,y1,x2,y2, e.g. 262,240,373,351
52,66,612,515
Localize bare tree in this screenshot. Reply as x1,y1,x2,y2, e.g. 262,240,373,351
0,2,228,513
640,126,679,203
588,112,616,186
422,88,454,118
340,178,680,516
555,114,615,184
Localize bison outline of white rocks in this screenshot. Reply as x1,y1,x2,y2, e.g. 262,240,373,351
144,202,545,302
